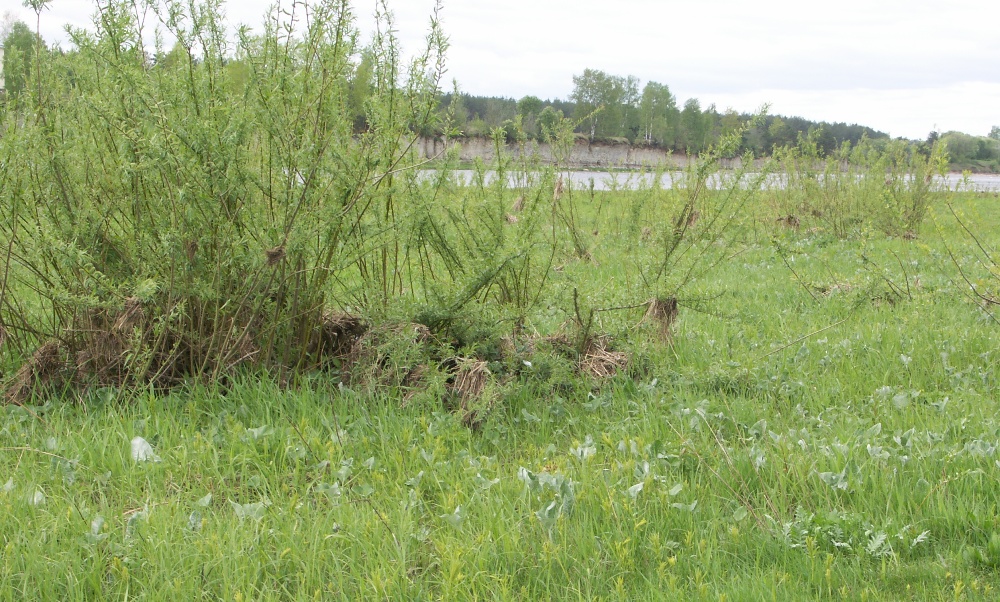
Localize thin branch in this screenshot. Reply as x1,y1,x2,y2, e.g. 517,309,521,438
757,316,852,361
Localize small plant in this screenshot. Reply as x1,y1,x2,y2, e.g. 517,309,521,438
964,532,1000,568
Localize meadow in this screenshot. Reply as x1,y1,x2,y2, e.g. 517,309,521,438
2,182,1000,600
2,1,1000,599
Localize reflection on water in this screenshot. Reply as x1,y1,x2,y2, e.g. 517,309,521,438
420,170,1000,192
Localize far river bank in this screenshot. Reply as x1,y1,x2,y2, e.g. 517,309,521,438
416,137,999,177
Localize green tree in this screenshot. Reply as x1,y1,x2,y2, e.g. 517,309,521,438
679,98,710,153
348,51,374,132
989,126,1000,141
768,117,793,148
536,105,563,142
571,69,635,141
517,95,543,117
975,137,997,161
619,75,640,140
638,81,677,146
155,41,188,70
941,131,978,163
719,109,741,139
2,20,40,97
516,95,543,138
482,97,516,128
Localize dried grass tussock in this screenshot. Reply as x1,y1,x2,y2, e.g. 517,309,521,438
645,297,679,343
319,313,368,359
777,214,801,229
579,336,629,379
449,359,491,403
5,341,65,405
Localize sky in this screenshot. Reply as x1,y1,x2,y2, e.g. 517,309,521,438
6,0,999,139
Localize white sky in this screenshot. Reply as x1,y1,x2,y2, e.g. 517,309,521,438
7,0,999,139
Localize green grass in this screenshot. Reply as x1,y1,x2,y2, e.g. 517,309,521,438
2,192,1000,601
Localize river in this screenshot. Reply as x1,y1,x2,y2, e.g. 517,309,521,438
421,170,1000,192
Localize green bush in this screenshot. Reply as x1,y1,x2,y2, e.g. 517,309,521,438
0,0,449,390
767,133,948,238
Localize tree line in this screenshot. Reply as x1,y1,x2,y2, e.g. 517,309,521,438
432,69,999,166
3,19,998,168
430,68,894,156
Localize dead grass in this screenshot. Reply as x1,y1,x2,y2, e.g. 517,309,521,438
777,214,801,229
645,297,679,343
447,358,493,428
73,297,148,387
319,312,368,358
4,341,66,405
449,358,490,402
579,336,629,379
343,321,431,388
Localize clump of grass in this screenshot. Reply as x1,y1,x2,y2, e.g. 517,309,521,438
579,335,630,379
4,341,65,405
645,297,679,344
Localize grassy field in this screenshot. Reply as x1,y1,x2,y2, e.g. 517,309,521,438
2,187,999,600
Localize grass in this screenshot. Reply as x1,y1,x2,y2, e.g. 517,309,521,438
2,190,999,600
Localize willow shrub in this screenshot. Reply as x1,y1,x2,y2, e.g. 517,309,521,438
0,0,771,398
0,0,457,389
768,133,948,238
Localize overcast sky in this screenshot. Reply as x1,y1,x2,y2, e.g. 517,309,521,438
7,0,999,139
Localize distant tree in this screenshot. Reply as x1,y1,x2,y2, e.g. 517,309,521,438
516,95,543,117
546,98,576,118
347,52,374,132
743,121,768,154
989,126,1000,141
638,81,677,146
768,117,793,149
1,10,17,40
571,69,610,140
619,75,640,140
679,98,711,153
482,97,516,129
812,126,836,156
536,105,563,142
516,95,543,138
447,91,468,134
2,20,41,97
975,137,997,161
571,69,634,141
155,41,188,70
940,131,978,163
719,108,741,139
